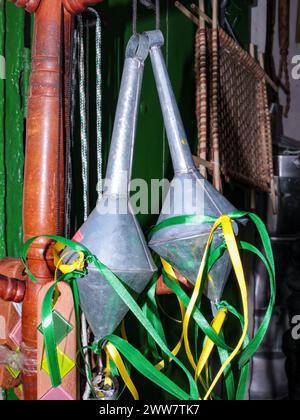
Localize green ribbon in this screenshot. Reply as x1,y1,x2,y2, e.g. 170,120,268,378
21,211,275,400
93,258,199,399
22,236,199,400
150,211,275,399
142,274,170,367
21,235,92,389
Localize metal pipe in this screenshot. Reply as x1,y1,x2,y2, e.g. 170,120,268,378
11,1,41,13
69,34,156,342
63,0,104,14
144,31,195,175
0,258,26,302
104,35,148,196
146,30,237,303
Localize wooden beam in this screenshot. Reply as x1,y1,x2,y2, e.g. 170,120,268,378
193,156,215,172
198,0,205,30
175,1,199,25
190,3,212,25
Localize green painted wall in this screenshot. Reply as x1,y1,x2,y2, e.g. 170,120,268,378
5,2,27,257
0,2,30,258
0,1,6,258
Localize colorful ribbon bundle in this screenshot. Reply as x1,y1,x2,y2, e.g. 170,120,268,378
21,211,275,400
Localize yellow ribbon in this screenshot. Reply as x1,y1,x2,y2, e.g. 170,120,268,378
121,320,129,342
203,216,248,400
158,260,209,394
53,215,249,401
195,308,227,383
105,342,139,400
181,214,248,400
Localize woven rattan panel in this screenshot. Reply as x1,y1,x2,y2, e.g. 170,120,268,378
198,28,274,193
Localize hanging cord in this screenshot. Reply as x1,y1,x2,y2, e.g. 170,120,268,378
278,0,291,118
78,10,105,399
133,0,138,34
82,313,92,400
133,0,160,33
70,27,78,142
65,18,77,239
266,0,277,96
88,8,103,198
85,8,105,398
155,0,160,30
85,16,91,178
78,14,89,221
77,13,91,400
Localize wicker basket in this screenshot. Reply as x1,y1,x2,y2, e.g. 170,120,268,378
195,27,275,197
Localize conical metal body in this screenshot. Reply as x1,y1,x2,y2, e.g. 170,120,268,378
146,31,237,302
67,35,156,341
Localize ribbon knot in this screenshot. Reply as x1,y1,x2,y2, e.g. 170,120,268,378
86,254,97,265
91,342,102,355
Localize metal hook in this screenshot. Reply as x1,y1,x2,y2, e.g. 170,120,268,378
139,0,156,10
132,0,160,34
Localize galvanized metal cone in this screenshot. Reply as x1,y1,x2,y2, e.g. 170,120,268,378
145,30,238,302
74,198,157,341
66,35,157,341
149,171,235,302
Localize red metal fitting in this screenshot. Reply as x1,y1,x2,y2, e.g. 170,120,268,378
0,276,26,303
63,0,104,14
0,258,26,303
11,0,41,13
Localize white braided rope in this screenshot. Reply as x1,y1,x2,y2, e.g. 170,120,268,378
77,10,105,400
78,14,89,222
88,8,103,198
77,14,91,401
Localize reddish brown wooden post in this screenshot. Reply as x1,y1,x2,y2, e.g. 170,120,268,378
10,0,104,401
20,0,65,400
